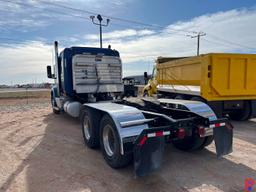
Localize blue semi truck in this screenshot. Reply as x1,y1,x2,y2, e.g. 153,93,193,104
47,41,233,176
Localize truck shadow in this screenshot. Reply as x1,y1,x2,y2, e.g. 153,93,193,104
1,113,255,192
231,119,256,145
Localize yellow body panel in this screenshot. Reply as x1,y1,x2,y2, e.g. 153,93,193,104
153,53,256,101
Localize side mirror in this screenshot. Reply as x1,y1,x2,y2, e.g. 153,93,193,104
47,65,54,78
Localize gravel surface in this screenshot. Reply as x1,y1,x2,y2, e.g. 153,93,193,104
0,98,255,192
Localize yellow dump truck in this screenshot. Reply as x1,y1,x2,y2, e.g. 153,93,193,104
143,53,256,120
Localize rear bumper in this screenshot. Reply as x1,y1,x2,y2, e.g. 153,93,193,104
133,118,233,176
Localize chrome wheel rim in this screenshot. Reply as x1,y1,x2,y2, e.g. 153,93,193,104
103,125,115,157
83,116,91,140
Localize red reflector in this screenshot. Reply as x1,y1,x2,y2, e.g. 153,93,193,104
177,128,185,139
138,136,147,146
156,131,163,137
215,123,221,127
198,126,205,137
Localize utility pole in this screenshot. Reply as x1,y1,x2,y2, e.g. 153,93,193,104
90,14,110,48
188,32,206,56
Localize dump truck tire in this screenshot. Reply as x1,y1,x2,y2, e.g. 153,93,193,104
229,101,251,121
81,108,100,148
100,114,132,168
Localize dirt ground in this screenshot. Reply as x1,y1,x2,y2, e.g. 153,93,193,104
0,89,50,99
0,98,255,192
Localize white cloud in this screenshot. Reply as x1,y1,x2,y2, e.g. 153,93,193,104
0,41,53,84
0,0,134,31
85,29,155,40
93,8,256,65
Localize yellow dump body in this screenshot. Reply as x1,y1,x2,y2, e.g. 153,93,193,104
156,53,256,101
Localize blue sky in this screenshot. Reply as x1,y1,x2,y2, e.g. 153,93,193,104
0,0,256,85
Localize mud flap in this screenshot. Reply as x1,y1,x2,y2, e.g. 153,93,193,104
213,124,233,158
133,134,165,177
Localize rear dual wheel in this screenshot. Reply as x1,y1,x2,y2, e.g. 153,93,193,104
81,111,131,168
100,115,132,168
172,96,213,151
172,127,214,151
172,135,213,151
190,96,214,149
81,109,100,148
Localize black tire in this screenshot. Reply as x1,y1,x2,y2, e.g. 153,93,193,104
172,136,206,151
229,101,251,121
189,96,214,149
81,108,100,148
53,108,60,114
51,96,60,114
100,114,132,168
200,136,214,148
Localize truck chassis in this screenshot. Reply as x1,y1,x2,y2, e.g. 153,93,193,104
53,96,233,176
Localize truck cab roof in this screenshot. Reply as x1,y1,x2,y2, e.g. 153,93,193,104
60,47,120,57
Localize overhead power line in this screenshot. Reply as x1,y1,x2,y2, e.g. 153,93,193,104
207,33,255,50
0,0,193,38
0,0,93,21
0,0,198,39
203,39,239,49
33,0,256,50
36,0,198,34
0,0,150,30
0,0,254,51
